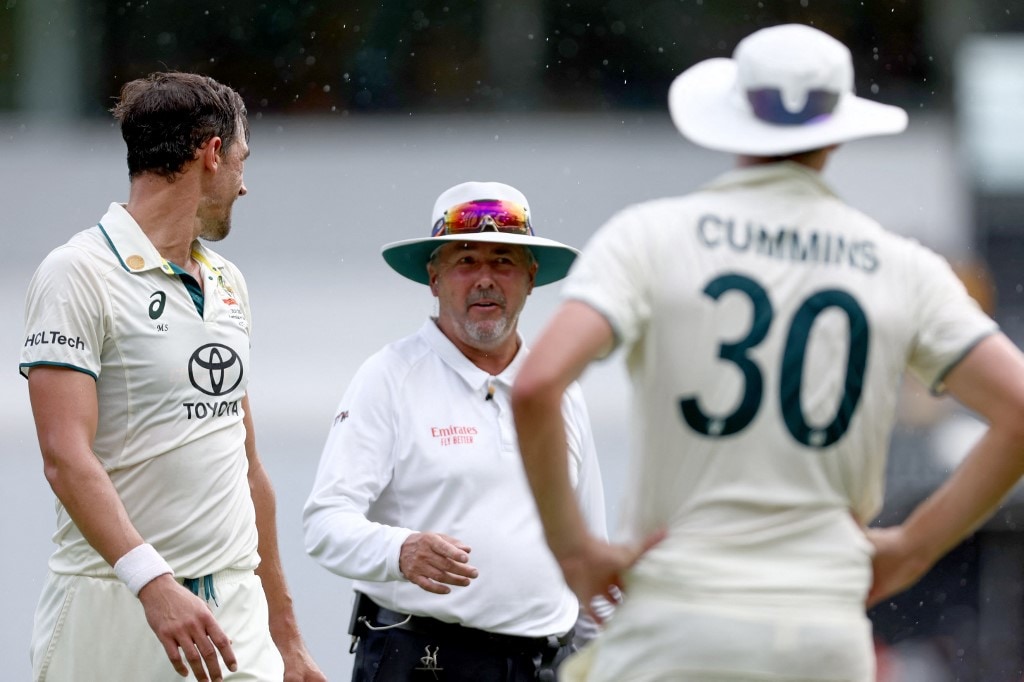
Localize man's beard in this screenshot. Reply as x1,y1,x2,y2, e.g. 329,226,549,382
462,288,516,345
464,314,512,346
199,210,232,241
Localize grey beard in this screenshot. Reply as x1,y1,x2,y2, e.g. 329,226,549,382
464,315,511,346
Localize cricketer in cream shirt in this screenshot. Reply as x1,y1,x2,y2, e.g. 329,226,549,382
561,162,998,608
20,202,259,579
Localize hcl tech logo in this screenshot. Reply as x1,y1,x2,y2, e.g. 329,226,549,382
188,343,244,396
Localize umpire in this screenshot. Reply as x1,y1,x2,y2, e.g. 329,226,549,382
303,181,609,681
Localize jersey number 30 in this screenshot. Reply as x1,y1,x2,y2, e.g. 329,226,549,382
679,273,868,448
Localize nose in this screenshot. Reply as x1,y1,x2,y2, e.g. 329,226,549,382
474,267,497,288
238,182,248,197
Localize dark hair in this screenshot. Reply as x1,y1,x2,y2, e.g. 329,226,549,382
111,72,249,180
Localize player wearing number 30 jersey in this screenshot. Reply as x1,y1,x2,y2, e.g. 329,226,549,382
562,158,996,603
512,24,1024,682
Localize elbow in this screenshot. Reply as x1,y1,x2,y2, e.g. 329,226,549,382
509,375,537,416
986,393,1024,447
998,414,1024,452
39,445,91,500
302,500,343,563
302,520,338,569
301,502,325,558
38,437,71,490
511,368,562,419
41,458,63,491
303,527,325,561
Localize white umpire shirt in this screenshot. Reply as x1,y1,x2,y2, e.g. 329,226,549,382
561,162,999,609
303,319,607,638
20,203,259,579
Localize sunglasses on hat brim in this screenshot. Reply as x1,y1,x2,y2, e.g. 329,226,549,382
431,200,534,237
746,88,840,126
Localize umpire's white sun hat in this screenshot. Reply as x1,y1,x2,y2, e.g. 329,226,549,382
669,23,908,156
381,181,579,286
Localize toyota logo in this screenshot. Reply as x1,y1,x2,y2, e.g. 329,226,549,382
188,343,244,396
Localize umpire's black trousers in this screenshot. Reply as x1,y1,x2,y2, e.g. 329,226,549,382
350,594,575,681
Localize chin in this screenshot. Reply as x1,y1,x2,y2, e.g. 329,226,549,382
200,218,232,242
466,320,512,346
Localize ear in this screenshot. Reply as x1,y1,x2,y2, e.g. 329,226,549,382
427,266,440,297
526,261,538,295
199,137,224,172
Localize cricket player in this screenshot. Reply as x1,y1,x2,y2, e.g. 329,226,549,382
512,23,1024,681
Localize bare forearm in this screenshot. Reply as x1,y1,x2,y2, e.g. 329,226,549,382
245,391,324,680
249,460,301,642
512,301,615,558
31,367,144,567
44,445,144,566
901,426,1024,564
870,334,1024,606
512,386,590,558
903,333,1024,563
910,435,1024,545
869,426,1024,606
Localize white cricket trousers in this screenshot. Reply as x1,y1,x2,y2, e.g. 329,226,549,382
560,586,875,682
30,568,285,681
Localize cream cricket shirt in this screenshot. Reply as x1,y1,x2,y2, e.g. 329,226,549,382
303,319,607,638
21,203,259,578
562,162,998,607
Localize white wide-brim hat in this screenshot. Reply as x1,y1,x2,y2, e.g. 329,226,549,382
669,23,908,156
381,181,579,287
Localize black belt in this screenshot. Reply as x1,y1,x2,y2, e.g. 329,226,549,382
350,592,574,655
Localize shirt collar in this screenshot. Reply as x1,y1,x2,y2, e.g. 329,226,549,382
418,318,529,396
702,161,839,198
96,202,226,275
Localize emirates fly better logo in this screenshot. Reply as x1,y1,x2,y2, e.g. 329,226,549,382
188,343,244,396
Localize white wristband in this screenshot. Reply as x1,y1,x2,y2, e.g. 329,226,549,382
113,543,174,596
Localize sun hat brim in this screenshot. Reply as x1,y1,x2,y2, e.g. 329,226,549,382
669,57,908,156
381,232,580,286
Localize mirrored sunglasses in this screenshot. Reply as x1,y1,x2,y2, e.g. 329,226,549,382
432,200,534,237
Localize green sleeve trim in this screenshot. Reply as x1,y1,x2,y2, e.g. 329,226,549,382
930,328,999,396
19,361,98,381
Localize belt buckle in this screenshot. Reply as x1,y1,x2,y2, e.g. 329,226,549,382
415,644,444,679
